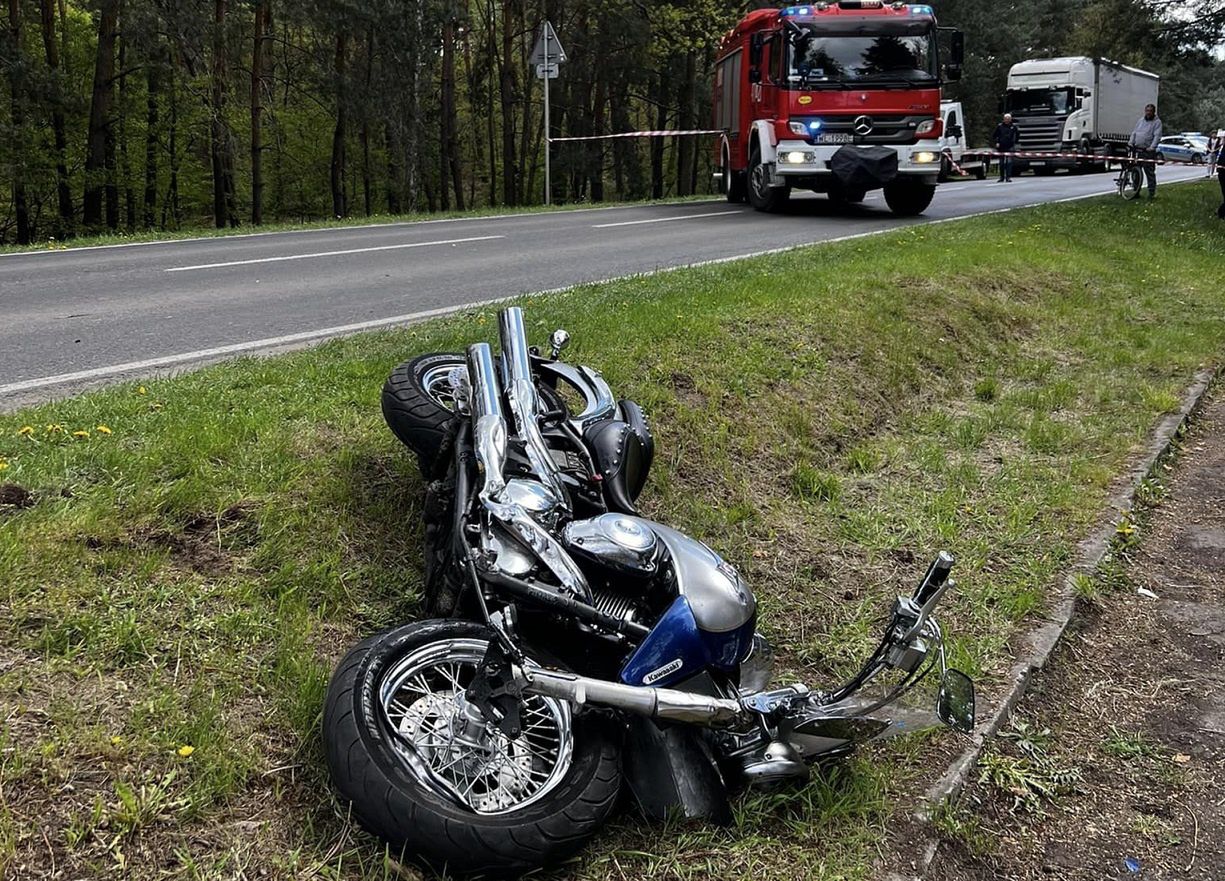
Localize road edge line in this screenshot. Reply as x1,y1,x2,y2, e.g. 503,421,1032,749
2,176,1206,408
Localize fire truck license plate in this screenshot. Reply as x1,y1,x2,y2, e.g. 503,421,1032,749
816,133,853,144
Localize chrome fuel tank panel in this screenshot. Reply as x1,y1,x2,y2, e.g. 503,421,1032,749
624,518,755,634
562,513,659,575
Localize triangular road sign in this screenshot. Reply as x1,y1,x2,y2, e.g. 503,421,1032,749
529,21,567,66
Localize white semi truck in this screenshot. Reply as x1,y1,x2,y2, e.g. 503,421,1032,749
1001,57,1159,174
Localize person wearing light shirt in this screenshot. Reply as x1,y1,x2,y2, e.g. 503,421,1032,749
1127,103,1163,199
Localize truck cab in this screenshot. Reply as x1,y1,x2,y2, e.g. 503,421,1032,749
713,2,963,216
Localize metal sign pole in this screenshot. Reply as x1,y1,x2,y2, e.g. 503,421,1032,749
543,22,551,206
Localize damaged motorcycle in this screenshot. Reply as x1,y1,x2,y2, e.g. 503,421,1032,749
322,306,975,875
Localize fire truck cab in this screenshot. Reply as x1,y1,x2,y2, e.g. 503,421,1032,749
713,2,964,216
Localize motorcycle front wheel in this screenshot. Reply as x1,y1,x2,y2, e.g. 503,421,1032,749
323,619,622,876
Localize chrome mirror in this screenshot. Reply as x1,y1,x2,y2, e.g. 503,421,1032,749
937,668,975,733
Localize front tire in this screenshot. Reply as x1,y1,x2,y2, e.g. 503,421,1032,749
882,180,935,216
747,142,789,213
324,620,622,876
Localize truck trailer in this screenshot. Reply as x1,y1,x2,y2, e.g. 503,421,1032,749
1002,57,1159,174
712,2,964,216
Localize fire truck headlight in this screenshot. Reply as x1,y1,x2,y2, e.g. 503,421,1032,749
789,120,824,136
789,121,809,136
913,151,939,164
781,151,815,164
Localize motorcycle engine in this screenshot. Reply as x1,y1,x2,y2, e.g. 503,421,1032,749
562,514,669,625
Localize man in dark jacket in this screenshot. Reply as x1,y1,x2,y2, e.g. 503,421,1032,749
1216,134,1225,219
993,113,1021,182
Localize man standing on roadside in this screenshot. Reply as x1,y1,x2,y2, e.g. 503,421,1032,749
1127,103,1163,199
1215,133,1225,220
993,113,1021,182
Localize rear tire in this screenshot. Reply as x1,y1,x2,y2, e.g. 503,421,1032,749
882,180,935,216
323,620,622,876
382,353,464,478
747,142,789,213
721,141,747,203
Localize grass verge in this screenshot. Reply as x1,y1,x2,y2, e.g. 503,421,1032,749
0,195,719,256
0,183,1222,879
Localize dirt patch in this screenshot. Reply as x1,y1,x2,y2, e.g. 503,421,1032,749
921,390,1225,881
0,482,34,509
81,502,256,576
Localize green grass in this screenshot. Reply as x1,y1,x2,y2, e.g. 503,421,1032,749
0,194,720,256
1,182,1223,878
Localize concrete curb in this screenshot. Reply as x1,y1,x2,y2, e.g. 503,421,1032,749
904,364,1219,879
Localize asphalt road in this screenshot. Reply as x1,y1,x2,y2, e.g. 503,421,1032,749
0,167,1206,408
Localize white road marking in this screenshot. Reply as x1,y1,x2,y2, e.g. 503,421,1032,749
0,200,725,259
591,210,741,228
164,235,505,272
3,175,1206,400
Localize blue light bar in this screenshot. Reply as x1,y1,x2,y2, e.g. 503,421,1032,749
909,4,934,14
781,6,814,15
808,120,823,131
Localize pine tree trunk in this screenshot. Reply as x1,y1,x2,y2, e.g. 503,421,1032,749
210,0,239,228
675,52,695,197
330,30,348,217
499,0,519,205
118,22,134,230
167,58,181,229
385,120,401,212
439,16,463,211
83,0,118,229
143,58,159,228
7,0,30,243
39,0,73,236
361,26,373,216
250,0,270,224
649,71,667,199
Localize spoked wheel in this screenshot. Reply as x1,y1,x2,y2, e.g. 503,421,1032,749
380,637,574,814
1118,165,1143,201
324,620,622,875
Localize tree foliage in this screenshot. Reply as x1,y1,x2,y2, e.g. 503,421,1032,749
0,0,1221,243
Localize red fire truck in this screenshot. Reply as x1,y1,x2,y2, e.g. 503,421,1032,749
712,2,964,216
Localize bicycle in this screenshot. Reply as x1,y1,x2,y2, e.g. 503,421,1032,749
1116,148,1144,201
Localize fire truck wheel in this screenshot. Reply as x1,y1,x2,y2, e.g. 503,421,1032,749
722,142,747,203
882,181,935,216
747,143,789,213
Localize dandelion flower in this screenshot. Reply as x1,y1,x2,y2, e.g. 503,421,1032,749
45,423,64,434
0,459,8,472
72,430,90,439
17,426,34,436
96,425,112,435
177,745,195,757
109,735,122,746
137,386,147,396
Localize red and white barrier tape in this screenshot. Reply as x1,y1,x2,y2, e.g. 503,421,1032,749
548,129,725,143
968,148,1208,168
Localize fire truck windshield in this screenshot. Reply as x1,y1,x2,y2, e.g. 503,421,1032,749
786,21,937,87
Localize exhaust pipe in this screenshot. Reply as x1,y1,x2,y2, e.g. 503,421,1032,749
466,342,509,502
498,307,567,503
524,668,746,726
468,340,591,601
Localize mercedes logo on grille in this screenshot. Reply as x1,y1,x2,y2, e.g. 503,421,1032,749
853,115,874,136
